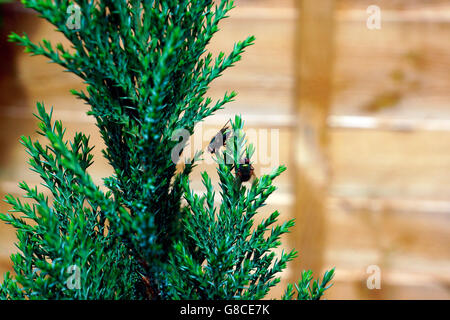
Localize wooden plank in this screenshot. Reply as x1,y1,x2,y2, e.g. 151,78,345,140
328,116,450,132
291,0,335,281
324,202,450,262
327,274,450,299
332,19,450,118
336,0,450,11
330,129,450,200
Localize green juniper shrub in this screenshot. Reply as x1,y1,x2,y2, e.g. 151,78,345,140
0,0,334,299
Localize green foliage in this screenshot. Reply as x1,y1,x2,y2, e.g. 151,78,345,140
0,0,334,299
167,117,296,299
282,269,335,300
0,103,136,299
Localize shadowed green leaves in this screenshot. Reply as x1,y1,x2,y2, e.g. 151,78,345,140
0,103,136,299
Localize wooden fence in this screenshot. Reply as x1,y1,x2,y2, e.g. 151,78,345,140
0,0,449,299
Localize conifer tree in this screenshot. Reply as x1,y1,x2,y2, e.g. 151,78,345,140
0,0,334,300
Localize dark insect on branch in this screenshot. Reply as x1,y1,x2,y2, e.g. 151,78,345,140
235,157,255,182
207,120,231,154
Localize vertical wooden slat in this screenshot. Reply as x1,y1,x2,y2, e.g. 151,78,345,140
291,0,335,281
297,0,335,148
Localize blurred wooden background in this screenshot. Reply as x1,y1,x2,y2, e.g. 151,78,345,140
0,0,449,299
